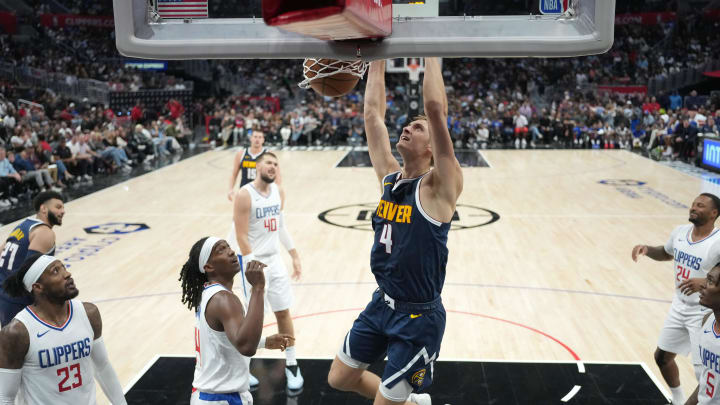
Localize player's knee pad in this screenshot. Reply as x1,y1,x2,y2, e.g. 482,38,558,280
378,379,413,403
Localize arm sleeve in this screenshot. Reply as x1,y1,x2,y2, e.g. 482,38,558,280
278,213,295,251
0,368,21,405
91,337,127,405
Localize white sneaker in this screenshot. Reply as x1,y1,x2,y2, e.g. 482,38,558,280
249,373,259,388
408,393,432,405
285,366,304,390
83,174,92,181
0,199,10,208
9,197,18,204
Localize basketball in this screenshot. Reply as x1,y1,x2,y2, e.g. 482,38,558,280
303,58,360,97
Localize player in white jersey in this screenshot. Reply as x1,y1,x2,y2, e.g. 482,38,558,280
179,237,292,405
0,253,126,405
229,151,304,391
633,193,720,404
685,264,720,404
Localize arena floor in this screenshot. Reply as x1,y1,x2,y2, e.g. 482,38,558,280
2,148,710,404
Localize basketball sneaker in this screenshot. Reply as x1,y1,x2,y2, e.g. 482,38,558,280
408,393,432,405
285,366,304,390
249,373,259,388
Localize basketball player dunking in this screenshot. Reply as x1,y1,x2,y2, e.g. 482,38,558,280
0,254,126,404
633,193,720,404
179,237,292,405
685,264,720,405
0,191,65,326
327,58,463,405
229,152,304,390
228,131,271,201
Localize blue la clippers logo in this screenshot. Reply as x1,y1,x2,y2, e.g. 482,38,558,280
598,180,687,209
83,223,150,235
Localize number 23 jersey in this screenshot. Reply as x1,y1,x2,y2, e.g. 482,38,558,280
664,224,720,305
370,171,451,303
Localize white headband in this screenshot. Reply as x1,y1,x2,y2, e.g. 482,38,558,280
23,255,58,292
198,237,221,274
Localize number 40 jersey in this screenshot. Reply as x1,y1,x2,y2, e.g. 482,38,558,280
664,224,720,306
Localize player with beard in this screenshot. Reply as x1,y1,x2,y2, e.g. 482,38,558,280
326,58,463,405
685,264,720,405
0,254,126,404
228,131,276,201
633,193,720,404
229,152,304,391
0,191,65,326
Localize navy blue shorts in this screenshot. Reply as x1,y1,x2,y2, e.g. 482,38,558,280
339,289,446,392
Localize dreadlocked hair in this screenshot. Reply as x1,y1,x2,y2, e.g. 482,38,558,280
3,253,44,300
179,237,210,312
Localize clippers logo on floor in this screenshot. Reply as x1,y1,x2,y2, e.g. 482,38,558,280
598,179,687,209
84,223,150,235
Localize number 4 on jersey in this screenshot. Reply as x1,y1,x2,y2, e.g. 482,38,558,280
380,224,392,254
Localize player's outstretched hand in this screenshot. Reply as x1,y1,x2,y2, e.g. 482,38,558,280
679,278,705,295
631,245,648,262
265,334,295,351
245,260,267,289
291,257,302,281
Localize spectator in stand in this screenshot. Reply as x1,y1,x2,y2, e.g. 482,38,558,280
8,150,57,192
700,117,719,137
55,137,92,181
513,110,529,149
673,118,699,162
131,100,143,122
0,146,21,208
89,131,132,173
642,96,661,114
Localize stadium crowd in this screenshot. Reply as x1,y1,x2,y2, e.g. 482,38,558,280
0,4,719,212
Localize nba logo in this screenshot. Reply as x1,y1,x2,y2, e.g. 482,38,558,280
539,0,568,14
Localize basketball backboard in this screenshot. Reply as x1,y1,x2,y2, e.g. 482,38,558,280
113,0,616,60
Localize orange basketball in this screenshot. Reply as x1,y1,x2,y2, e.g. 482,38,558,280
303,59,360,97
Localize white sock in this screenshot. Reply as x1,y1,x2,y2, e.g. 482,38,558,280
285,345,297,367
670,385,684,404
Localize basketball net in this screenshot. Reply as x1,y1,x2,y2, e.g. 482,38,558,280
298,58,370,89
407,62,420,83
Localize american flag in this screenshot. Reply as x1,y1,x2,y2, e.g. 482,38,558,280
157,0,208,19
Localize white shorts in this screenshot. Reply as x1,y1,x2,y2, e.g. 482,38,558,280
225,227,293,313
245,254,293,313
191,390,253,405
657,299,709,365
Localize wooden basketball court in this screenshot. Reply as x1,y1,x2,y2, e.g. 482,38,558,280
2,149,706,404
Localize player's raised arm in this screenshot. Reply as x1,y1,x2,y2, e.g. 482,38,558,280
423,57,463,209
364,60,401,184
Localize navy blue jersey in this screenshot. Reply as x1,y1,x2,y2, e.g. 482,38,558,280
239,147,266,187
0,218,54,304
370,171,451,302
